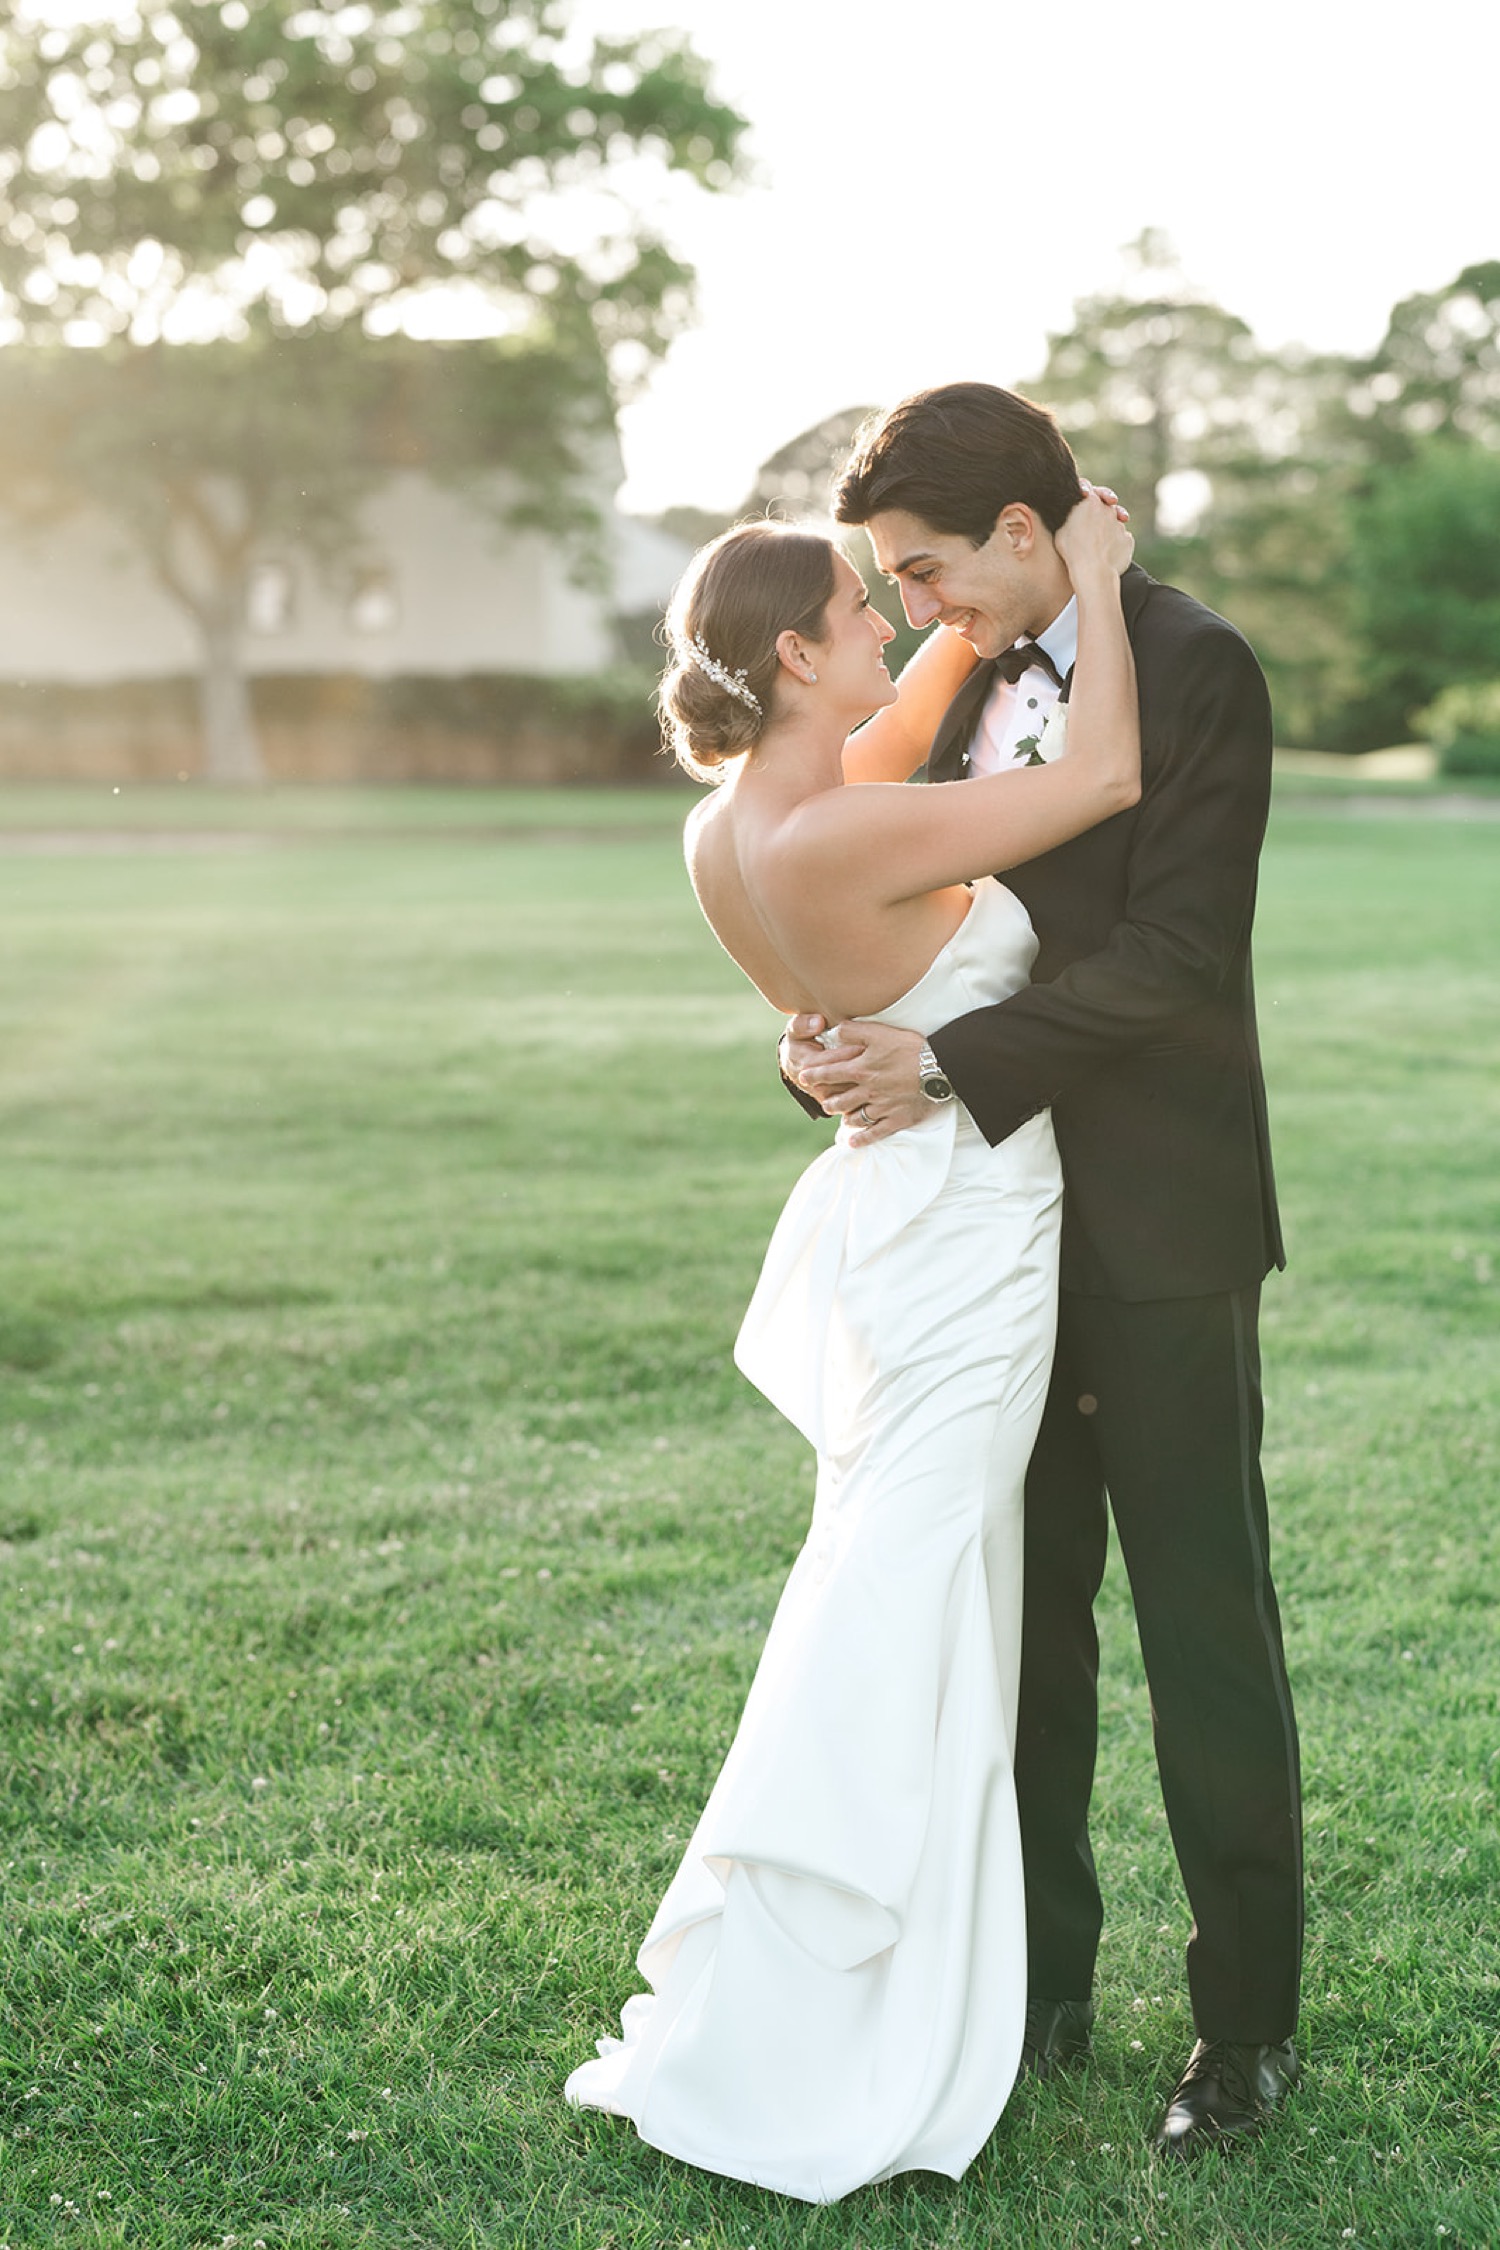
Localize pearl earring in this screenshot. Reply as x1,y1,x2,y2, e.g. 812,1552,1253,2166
807,672,818,684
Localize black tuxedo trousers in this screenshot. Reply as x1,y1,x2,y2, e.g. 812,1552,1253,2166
924,570,1303,2040
1017,1285,1302,2040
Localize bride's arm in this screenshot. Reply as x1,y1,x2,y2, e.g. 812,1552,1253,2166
840,621,979,784
789,496,1139,901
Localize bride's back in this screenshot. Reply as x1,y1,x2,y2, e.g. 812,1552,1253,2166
685,775,971,1023
662,520,970,1024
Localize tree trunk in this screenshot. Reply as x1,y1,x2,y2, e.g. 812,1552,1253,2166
197,605,266,784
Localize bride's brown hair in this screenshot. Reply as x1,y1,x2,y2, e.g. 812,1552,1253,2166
660,521,839,783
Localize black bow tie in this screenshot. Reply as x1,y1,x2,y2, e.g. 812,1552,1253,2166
993,640,1064,689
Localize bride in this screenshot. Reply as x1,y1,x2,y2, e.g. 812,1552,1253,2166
566,489,1138,2201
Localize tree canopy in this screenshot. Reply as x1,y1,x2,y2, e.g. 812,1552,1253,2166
0,1,747,777
1032,234,1327,546
0,0,742,371
1343,441,1500,741
1026,240,1500,747
1353,261,1500,460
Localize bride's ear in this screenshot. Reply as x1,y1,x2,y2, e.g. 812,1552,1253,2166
774,627,818,687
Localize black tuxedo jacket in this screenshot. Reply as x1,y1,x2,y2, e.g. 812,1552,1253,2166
924,565,1284,1303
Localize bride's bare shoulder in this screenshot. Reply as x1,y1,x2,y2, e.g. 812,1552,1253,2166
683,785,720,843
683,784,730,877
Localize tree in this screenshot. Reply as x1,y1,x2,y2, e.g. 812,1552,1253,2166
1348,261,1500,460
1031,233,1279,552
1030,233,1368,745
0,1,745,777
741,408,876,522
0,325,601,779
1301,261,1500,745
1341,441,1500,743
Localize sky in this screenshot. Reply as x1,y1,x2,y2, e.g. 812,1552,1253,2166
570,0,1500,515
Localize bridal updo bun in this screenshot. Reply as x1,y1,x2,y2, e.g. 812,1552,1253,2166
660,521,838,782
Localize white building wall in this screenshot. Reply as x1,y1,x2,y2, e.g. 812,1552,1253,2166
0,471,619,683
0,509,202,681
613,513,694,617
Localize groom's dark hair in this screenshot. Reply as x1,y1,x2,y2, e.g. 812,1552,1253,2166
834,381,1082,544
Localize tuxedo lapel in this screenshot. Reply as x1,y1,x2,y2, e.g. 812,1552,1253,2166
926,659,997,783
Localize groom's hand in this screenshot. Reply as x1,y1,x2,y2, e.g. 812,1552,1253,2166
787,1018,929,1146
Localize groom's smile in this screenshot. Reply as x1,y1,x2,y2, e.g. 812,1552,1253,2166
867,504,1073,659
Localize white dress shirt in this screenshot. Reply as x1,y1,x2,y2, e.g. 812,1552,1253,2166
966,598,1079,776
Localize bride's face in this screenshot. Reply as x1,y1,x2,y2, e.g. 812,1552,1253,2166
806,553,899,715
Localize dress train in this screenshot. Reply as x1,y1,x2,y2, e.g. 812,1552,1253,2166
566,879,1061,2200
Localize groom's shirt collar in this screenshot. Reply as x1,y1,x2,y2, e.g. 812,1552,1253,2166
1031,596,1078,682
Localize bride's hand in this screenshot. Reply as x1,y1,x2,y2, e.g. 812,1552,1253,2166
1055,483,1134,586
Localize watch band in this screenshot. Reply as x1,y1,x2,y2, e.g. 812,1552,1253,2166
917,1044,956,1102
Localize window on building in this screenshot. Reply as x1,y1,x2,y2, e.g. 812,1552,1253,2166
350,566,400,635
246,560,295,635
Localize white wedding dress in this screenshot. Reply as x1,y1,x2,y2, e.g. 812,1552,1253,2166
566,877,1063,2202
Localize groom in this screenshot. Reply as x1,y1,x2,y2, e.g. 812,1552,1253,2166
783,382,1303,2157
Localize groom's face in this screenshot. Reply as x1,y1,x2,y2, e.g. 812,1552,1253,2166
867,507,1050,657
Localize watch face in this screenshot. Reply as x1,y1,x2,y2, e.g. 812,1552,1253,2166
921,1072,955,1103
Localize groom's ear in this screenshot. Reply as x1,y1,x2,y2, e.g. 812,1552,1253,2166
991,503,1043,558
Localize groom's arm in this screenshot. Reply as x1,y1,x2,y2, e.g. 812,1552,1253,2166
930,620,1272,1145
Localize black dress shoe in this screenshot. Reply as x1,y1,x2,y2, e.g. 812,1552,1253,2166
1152,2038,1300,2157
1020,1996,1095,2078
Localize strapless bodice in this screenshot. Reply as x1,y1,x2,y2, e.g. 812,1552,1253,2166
860,877,1039,1036
740,876,1060,1456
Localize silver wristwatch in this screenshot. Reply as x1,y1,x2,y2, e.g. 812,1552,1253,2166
917,1044,956,1103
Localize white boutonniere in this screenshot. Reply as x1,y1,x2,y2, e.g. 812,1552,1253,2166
1014,703,1068,767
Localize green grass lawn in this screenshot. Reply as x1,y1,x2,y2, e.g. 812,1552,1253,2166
0,782,695,833
0,794,1496,2249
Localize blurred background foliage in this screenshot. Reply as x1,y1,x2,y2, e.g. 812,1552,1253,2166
0,0,747,779
732,234,1500,762
0,3,1495,774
